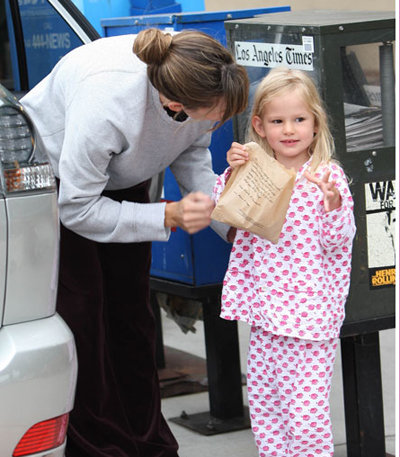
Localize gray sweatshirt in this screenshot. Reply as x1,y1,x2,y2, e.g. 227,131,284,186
21,34,225,243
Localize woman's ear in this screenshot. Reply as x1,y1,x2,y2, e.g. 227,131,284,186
167,101,185,112
252,116,266,138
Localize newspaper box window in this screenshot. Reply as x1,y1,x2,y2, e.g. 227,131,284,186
341,40,395,292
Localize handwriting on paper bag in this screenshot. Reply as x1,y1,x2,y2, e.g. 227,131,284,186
237,157,281,208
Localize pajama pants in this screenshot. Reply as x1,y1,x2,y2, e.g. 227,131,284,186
247,326,338,457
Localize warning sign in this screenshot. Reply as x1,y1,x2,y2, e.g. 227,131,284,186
365,181,396,289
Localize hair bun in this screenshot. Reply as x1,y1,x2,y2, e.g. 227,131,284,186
133,28,173,65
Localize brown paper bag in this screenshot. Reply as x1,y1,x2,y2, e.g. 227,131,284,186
212,142,296,244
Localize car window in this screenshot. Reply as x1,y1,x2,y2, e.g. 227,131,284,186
1,0,98,91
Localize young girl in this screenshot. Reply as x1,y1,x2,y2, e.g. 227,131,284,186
213,67,356,457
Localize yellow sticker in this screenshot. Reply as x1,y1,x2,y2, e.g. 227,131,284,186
370,268,396,288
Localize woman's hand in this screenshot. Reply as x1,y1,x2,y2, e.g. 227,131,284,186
227,226,237,243
227,142,248,168
305,170,342,212
164,192,214,234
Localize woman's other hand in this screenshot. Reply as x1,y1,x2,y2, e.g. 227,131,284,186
164,192,214,234
227,142,248,168
227,227,237,243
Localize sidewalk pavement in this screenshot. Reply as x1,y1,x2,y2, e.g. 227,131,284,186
160,313,396,457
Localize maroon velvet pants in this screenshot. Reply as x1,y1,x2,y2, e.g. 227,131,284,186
56,182,179,457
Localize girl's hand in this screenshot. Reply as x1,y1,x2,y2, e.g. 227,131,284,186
164,192,214,234
227,142,248,168
305,170,342,212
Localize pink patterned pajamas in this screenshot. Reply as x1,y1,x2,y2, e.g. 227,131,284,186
247,327,338,457
212,158,356,457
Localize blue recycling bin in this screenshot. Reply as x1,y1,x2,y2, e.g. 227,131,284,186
101,7,291,285
129,0,181,17
101,7,290,44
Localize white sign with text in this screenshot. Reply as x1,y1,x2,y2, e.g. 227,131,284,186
234,41,314,71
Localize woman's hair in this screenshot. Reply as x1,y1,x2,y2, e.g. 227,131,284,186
248,67,335,170
133,28,249,128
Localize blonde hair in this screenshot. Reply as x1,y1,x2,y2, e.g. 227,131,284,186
248,67,335,170
133,28,249,129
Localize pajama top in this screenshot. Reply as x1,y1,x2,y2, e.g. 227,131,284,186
213,158,356,341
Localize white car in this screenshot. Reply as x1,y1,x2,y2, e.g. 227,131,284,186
0,1,98,455
0,80,77,457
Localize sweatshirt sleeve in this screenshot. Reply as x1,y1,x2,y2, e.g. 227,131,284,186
169,130,216,196
57,76,170,243
316,163,356,250
169,134,230,240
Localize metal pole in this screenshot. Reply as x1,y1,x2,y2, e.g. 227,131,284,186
379,42,395,147
341,332,386,457
202,295,244,420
